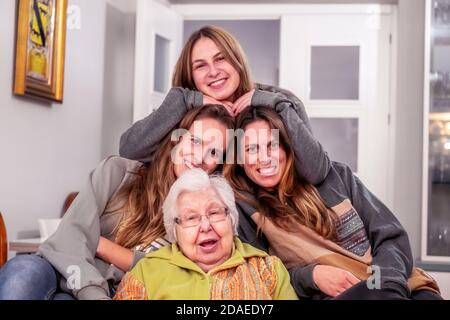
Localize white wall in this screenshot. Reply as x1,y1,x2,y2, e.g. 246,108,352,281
428,272,450,299
393,0,425,259
101,3,136,159
0,0,135,251
172,0,397,4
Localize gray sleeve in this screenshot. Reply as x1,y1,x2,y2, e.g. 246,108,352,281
251,88,331,185
320,162,413,296
254,84,313,132
348,169,412,296
38,156,135,300
130,250,146,270
119,87,203,163
288,264,322,299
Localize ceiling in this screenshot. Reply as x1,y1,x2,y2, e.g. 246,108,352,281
170,0,397,4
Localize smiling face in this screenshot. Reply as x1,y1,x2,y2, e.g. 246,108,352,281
241,120,287,189
175,188,234,272
191,37,241,102
173,117,228,178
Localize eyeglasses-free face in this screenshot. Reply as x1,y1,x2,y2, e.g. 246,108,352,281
241,119,287,189
191,37,241,102
173,117,228,178
175,189,234,273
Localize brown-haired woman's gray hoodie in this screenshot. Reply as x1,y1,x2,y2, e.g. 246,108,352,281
38,156,148,300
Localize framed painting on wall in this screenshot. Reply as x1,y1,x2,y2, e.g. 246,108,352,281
13,0,68,102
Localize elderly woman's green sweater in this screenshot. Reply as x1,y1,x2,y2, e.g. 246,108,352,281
114,238,298,300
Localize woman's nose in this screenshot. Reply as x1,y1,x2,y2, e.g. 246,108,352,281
192,154,203,166
259,148,271,164
208,64,219,78
201,150,216,165
199,216,212,232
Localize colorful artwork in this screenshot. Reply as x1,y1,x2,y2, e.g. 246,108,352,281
14,0,67,102
27,0,54,82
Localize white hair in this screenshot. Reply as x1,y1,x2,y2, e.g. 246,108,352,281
163,168,239,242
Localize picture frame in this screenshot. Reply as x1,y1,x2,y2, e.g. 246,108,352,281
14,0,68,103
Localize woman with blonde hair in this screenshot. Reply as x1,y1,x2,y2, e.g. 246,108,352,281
0,104,234,300
224,105,441,300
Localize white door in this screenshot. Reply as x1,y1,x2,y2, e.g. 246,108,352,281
279,9,394,206
133,0,182,122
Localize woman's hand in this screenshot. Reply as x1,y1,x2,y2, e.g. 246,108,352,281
312,265,361,297
203,95,234,116
231,89,255,116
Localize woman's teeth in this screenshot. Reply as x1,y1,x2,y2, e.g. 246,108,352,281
200,239,217,247
209,79,226,88
184,160,195,169
257,166,277,176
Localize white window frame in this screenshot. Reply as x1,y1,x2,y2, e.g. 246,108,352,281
421,0,450,263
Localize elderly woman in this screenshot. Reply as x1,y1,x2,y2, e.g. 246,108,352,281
114,169,298,300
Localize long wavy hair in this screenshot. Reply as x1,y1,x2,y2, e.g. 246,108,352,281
223,106,337,240
172,25,254,101
111,104,235,249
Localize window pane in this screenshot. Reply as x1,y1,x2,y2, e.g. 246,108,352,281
310,46,360,100
310,118,359,172
427,118,450,256
154,34,170,93
426,0,450,257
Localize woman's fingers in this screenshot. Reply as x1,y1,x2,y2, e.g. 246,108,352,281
345,271,361,286
203,95,234,116
231,96,245,114
235,101,248,116
232,90,255,116
334,272,360,297
223,104,235,117
233,97,250,116
203,95,219,105
221,100,234,108
217,100,234,116
313,265,361,298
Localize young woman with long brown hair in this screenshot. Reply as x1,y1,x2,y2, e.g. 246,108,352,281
224,106,442,300
0,104,234,300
